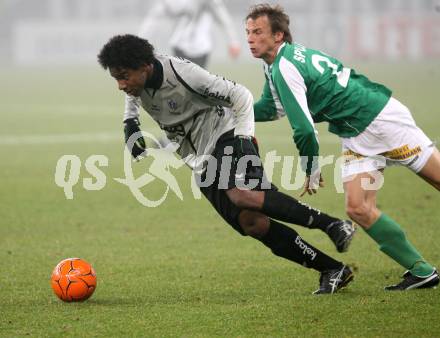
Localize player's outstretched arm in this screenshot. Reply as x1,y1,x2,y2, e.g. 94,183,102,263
123,95,146,161
123,117,147,161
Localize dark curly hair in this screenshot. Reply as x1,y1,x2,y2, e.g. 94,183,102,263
97,34,155,70
246,4,292,43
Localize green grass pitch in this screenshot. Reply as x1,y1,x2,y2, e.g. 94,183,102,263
0,61,439,337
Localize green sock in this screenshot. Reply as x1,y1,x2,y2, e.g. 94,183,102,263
365,213,434,277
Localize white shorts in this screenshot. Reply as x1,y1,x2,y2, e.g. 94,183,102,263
341,97,434,178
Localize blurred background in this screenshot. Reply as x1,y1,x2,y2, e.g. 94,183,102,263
0,0,439,206
1,0,440,65
1,3,440,336
0,0,439,194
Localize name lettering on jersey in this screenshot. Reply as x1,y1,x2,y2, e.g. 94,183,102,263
294,44,307,63
159,123,186,136
203,88,231,104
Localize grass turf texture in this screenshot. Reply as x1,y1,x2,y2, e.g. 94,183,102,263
0,62,439,337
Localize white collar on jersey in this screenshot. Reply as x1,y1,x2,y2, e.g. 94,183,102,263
276,42,286,56
264,42,287,70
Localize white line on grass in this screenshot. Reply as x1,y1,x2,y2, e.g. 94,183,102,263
0,132,120,145
0,103,119,114
0,131,340,146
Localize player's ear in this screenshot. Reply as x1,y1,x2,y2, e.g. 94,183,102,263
139,63,149,72
274,31,284,43
144,63,155,74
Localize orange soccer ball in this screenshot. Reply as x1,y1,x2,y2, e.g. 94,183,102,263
51,258,97,302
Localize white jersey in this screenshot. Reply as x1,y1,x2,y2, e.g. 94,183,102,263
138,0,238,57
124,54,254,170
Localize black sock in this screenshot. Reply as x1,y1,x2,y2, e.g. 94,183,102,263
262,190,338,232
259,219,343,272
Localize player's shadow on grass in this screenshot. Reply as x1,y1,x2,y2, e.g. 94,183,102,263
87,290,361,308
83,293,244,306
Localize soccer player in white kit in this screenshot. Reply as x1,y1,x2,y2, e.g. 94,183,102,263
98,34,357,294
138,0,240,67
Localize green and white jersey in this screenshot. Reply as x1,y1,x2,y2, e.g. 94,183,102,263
254,42,391,173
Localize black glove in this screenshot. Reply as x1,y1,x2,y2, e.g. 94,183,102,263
232,135,257,165
124,118,146,159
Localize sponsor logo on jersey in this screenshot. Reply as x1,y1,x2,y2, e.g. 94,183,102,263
203,88,231,103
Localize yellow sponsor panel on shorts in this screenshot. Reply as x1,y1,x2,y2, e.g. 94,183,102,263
342,149,364,164
343,144,422,165
381,144,422,160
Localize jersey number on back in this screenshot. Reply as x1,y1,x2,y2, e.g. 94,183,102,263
311,54,350,88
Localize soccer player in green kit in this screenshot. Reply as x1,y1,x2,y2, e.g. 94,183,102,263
245,4,440,290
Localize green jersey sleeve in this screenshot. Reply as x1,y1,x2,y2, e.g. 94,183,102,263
254,79,277,122
253,74,287,122
273,56,320,175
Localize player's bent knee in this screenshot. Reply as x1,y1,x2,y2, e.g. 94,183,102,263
226,188,261,209
238,210,269,238
345,202,370,222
